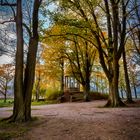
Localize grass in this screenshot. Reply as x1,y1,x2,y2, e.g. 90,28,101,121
0,99,13,108
0,121,28,140
0,98,59,108
0,117,39,140
31,100,59,106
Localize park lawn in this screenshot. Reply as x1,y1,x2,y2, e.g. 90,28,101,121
31,100,58,106
0,99,14,108
0,117,39,140
0,99,58,108
0,121,28,140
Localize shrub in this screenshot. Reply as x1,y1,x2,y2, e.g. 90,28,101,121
45,89,63,100
90,91,108,100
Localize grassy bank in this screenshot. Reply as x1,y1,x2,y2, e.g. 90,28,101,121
0,99,14,108
0,117,39,140
0,98,58,108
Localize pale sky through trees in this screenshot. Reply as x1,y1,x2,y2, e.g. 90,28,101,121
0,1,56,65
0,55,12,64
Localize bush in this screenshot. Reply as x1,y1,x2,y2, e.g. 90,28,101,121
90,92,108,100
45,89,63,100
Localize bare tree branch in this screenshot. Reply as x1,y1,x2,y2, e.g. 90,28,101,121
0,0,16,6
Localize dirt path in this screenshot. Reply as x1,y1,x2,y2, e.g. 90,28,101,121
1,100,140,140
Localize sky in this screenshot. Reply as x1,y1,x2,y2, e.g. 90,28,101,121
0,2,15,65
0,55,13,64
0,1,56,66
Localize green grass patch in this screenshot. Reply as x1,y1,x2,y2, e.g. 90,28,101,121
0,121,29,140
0,98,59,108
0,117,40,140
31,100,59,106
0,99,13,108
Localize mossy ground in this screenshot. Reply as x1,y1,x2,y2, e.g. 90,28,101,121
0,117,39,140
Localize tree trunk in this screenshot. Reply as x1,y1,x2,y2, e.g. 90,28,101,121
83,46,91,102
132,76,137,99
96,76,98,92
36,90,39,102
4,91,6,103
133,84,137,99
4,94,6,103
24,38,38,121
1,0,42,122
122,47,133,103
4,82,7,103
23,0,41,121
113,60,122,106
60,59,64,94
8,0,25,122
83,82,90,102
105,60,125,107
35,74,40,101
120,87,124,99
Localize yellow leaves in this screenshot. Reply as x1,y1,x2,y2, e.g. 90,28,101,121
43,24,67,42
39,37,65,85
95,71,106,79
102,31,107,37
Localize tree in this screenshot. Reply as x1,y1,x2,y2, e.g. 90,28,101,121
128,0,140,66
122,45,133,103
49,0,129,106
34,62,47,101
42,34,66,94
0,64,14,102
128,61,140,99
43,24,97,101
0,0,16,58
64,36,96,101
119,34,140,100
0,0,42,122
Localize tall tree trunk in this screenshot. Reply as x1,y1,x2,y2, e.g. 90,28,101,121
2,0,42,122
36,87,40,101
120,87,124,99
105,60,125,107
35,83,40,102
122,47,133,103
24,39,38,121
83,80,90,102
4,82,7,103
35,73,40,101
4,94,6,103
133,85,137,99
24,0,41,121
104,1,126,107
113,60,122,106
10,0,25,122
83,86,90,102
60,59,64,94
83,43,91,102
131,75,137,99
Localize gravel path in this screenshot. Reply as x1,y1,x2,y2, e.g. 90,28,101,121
0,100,140,140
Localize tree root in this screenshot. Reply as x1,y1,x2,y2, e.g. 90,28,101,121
104,99,126,107
125,99,135,104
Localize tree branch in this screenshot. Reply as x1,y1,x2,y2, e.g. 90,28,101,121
0,19,15,24
0,0,17,6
